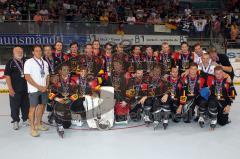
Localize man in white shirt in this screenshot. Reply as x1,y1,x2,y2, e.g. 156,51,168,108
198,53,216,76
126,13,136,25
24,46,49,137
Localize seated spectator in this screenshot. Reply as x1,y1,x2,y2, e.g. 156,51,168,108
184,6,192,17
230,22,239,41
0,9,5,22
126,12,136,24
116,2,125,21
109,12,118,22
63,1,71,10
49,7,58,21
116,23,125,36
100,12,109,25
153,14,162,24
213,17,221,39
70,1,78,11
147,15,155,24
135,5,144,18
9,5,21,21
39,6,49,21
135,15,144,24
34,11,43,25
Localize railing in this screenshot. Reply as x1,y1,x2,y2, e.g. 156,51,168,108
0,21,214,38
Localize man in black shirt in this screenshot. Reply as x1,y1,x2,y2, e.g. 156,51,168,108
4,46,29,130
209,47,234,80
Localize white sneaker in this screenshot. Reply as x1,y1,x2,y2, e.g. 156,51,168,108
153,121,159,124
12,122,19,130
143,115,151,122
198,116,205,128
210,119,217,125
22,120,29,127
198,116,205,123
153,121,160,130
71,120,83,127
71,120,77,126
163,119,168,124
58,125,64,132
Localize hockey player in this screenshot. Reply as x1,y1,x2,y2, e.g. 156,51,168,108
180,63,205,123
159,42,176,75
124,66,148,122
112,44,129,71
174,42,194,75
49,64,78,138
203,66,235,129
113,61,130,124
129,46,146,71
166,66,184,122
52,41,65,63
144,46,158,73
142,65,171,130
70,66,93,127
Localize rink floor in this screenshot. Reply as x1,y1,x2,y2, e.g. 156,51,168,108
0,88,240,159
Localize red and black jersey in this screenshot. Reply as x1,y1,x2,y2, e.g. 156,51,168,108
93,48,102,57
143,54,159,72
174,51,194,73
71,74,94,96
52,50,65,63
167,75,184,99
112,52,129,71
128,54,146,70
147,75,168,97
52,75,78,99
207,76,232,105
159,51,176,74
182,75,205,97
101,54,113,74
125,76,148,103
76,54,103,76
63,52,80,61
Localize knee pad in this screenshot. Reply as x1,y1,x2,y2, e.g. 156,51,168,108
143,105,152,116
152,108,162,122
198,105,207,116
208,103,218,116
160,103,171,110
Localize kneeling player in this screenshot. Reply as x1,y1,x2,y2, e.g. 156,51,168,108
166,66,184,122
49,64,78,138
180,63,206,123
203,66,235,129
142,65,171,130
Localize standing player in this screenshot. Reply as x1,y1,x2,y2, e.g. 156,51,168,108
52,41,65,63
175,42,194,75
